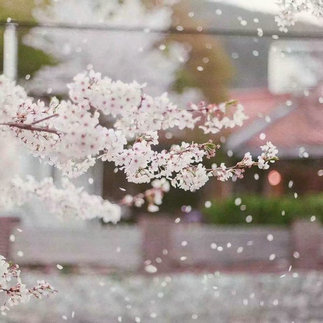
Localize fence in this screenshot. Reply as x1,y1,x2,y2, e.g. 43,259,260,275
1,216,323,273
0,217,20,258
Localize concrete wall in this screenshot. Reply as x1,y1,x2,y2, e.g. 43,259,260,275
12,226,141,270
172,224,290,267
1,217,322,272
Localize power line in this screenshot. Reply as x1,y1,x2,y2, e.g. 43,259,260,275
0,20,323,39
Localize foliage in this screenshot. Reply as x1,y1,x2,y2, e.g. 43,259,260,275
0,0,55,79
170,1,234,103
203,194,323,226
0,0,34,21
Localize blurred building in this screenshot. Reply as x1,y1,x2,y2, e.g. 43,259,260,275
226,86,323,196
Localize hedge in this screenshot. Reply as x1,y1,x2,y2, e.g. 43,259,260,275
203,194,323,226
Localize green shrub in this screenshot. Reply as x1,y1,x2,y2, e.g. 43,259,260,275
0,0,55,79
203,194,323,226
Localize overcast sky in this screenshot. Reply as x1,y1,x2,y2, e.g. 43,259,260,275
206,0,323,25
206,0,280,14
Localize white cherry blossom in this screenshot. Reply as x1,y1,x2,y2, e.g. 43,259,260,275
0,256,56,314
0,68,280,312
0,176,121,223
257,142,279,170
0,69,278,212
171,164,209,192
276,0,323,32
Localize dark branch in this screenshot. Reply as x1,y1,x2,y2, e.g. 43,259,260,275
0,122,60,136
31,113,59,125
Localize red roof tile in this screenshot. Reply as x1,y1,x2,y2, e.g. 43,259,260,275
228,88,323,158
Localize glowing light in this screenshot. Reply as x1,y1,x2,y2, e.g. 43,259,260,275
268,170,282,186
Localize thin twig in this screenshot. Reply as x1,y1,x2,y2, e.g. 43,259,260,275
0,122,60,135
31,113,59,125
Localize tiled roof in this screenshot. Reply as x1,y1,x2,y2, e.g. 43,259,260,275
227,88,323,159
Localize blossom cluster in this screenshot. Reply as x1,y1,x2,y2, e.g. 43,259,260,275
0,69,278,212
257,142,279,170
0,134,121,223
122,143,278,211
276,0,323,32
0,70,244,174
0,176,121,223
122,178,171,213
190,100,248,135
0,255,56,314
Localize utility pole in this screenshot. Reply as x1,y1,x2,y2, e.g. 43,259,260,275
3,22,18,81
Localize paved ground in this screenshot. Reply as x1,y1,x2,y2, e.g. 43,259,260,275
2,271,323,323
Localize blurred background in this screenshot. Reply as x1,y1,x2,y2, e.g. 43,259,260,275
0,0,323,322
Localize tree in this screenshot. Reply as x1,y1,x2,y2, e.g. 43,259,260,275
0,69,279,212
0,69,278,311
23,0,195,97
0,0,322,315
22,0,206,216
169,1,234,104
0,68,278,311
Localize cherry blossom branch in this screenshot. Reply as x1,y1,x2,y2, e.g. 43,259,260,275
31,113,59,125
0,256,56,313
120,178,170,213
0,176,121,223
0,70,278,213
0,122,60,136
121,143,278,211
